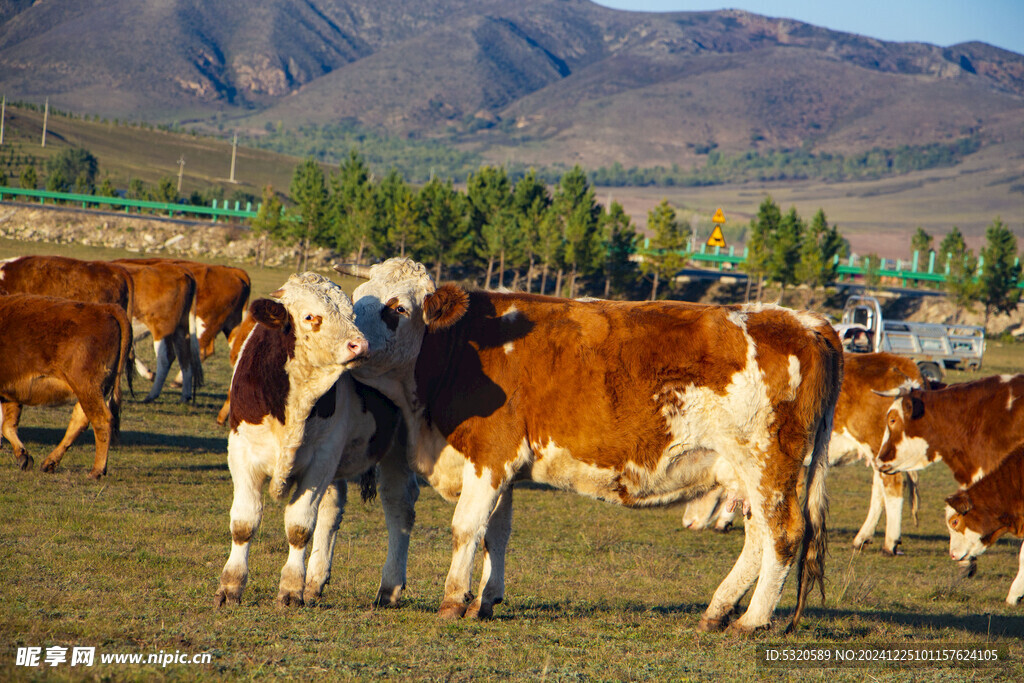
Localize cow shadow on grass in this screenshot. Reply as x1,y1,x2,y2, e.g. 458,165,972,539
797,606,1024,638
8,425,226,454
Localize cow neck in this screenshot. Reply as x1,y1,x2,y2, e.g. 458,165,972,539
972,452,1024,536
414,300,475,428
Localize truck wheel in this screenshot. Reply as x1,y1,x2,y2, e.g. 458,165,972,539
917,362,943,384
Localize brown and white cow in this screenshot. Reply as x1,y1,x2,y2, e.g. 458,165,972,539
112,259,202,403
344,258,842,634
0,293,132,478
874,374,1024,574
945,446,1024,605
215,273,406,608
215,312,257,426
684,352,925,554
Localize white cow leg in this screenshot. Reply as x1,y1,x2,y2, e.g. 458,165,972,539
853,469,886,549
1007,541,1024,606
730,502,802,633
699,513,764,631
468,487,513,620
881,473,905,555
439,463,503,620
375,451,419,607
305,480,346,602
143,337,173,403
215,455,265,607
278,478,325,607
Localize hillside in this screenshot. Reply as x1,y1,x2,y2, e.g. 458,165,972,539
1,0,1023,174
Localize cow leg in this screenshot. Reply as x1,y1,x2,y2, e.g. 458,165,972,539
699,512,764,631
305,480,346,602
1,402,34,470
132,322,155,380
215,452,265,607
375,451,420,607
40,400,110,479
880,472,905,555
216,397,232,427
729,487,804,633
1007,541,1024,606
169,329,196,403
277,470,331,607
143,336,174,403
467,486,513,620
439,464,504,619
853,469,886,550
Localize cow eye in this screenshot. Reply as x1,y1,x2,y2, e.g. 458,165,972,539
950,517,961,529
304,314,314,321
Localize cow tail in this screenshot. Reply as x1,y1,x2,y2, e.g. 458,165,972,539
188,282,204,398
110,308,133,445
906,471,920,526
788,328,842,634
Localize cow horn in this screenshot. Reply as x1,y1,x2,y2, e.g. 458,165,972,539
872,385,912,399
332,263,372,280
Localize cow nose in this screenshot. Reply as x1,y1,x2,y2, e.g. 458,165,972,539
347,338,369,359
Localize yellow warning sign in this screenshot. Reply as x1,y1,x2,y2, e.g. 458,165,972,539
707,224,727,248
711,207,726,224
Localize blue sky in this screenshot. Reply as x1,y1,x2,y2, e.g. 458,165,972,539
592,1,1024,55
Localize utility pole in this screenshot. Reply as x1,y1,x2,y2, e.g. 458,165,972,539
177,155,186,193
229,133,237,183
41,98,48,147
0,94,5,145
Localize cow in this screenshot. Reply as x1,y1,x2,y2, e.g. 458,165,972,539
874,374,1024,575
112,259,202,403
0,293,132,478
945,446,1024,605
0,255,135,317
341,257,843,634
215,312,257,426
214,272,406,608
682,352,926,554
124,258,250,380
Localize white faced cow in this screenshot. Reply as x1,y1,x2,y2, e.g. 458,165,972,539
215,273,406,608
343,258,842,634
945,445,1024,605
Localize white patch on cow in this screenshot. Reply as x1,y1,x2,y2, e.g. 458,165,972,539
827,427,872,467
503,342,514,355
886,435,931,472
1001,374,1015,383
1008,391,1016,411
945,505,988,560
195,318,208,347
501,304,520,322
787,355,801,400
529,438,625,502
970,468,986,484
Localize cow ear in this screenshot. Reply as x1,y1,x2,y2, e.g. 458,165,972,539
250,298,290,330
945,491,972,515
423,284,469,332
909,396,925,420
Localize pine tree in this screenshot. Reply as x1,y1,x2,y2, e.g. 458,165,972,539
743,196,780,301
417,177,471,282
938,227,981,313
466,166,514,288
769,207,803,305
251,185,284,267
329,149,380,263
911,226,933,256
378,168,418,257
979,217,1021,321
601,201,638,298
289,157,328,271
20,165,37,190
641,199,690,301
796,209,842,288
552,166,601,297
511,170,551,293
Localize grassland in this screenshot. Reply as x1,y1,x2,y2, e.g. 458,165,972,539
1,239,1023,681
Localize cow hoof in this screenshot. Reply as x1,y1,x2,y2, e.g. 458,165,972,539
214,587,242,607
466,599,496,620
40,460,58,474
303,583,324,603
714,522,733,534
141,396,156,405
88,469,105,480
852,537,870,550
696,615,729,632
958,559,978,579
726,620,769,635
438,600,468,620
16,454,34,471
373,586,403,608
276,590,305,608
882,544,904,557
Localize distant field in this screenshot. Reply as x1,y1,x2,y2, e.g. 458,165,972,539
1,240,1023,680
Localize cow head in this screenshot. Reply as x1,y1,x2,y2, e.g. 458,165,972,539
873,386,931,474
265,272,368,369
945,490,1017,561
341,258,468,380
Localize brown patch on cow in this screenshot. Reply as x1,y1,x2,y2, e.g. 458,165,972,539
250,298,290,329
380,297,409,332
228,311,295,430
947,448,1024,544
834,353,925,455
287,525,312,548
231,521,255,545
881,472,904,497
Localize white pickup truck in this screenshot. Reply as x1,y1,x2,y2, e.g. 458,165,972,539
834,295,985,382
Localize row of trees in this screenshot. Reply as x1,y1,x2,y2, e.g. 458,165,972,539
257,152,652,299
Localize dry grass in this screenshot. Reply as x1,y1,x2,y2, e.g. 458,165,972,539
1,240,1023,681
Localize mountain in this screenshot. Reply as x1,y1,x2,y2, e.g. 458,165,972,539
1,0,1023,171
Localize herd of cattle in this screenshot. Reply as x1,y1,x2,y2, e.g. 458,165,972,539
2,254,1022,633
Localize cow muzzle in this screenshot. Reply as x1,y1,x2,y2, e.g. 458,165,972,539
343,337,369,363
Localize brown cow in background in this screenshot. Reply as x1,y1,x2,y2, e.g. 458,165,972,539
0,294,132,478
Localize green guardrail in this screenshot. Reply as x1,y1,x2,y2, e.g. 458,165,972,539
0,186,260,221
